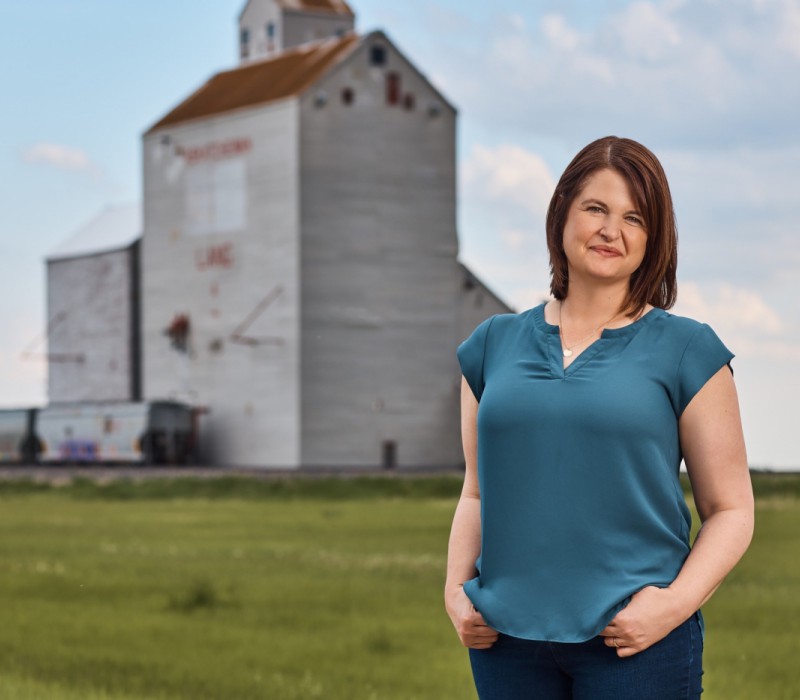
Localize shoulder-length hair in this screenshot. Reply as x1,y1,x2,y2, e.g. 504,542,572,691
545,136,678,317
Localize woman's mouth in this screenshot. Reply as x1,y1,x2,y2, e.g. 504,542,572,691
591,246,622,257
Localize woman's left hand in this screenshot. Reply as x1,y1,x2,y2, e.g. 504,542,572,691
599,586,684,657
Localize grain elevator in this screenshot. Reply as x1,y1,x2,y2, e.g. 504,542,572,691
47,0,511,468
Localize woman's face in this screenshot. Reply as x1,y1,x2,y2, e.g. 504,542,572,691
561,168,648,289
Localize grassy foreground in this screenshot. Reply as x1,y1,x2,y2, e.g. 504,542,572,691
0,474,797,699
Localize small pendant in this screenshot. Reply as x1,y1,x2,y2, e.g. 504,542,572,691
562,348,573,357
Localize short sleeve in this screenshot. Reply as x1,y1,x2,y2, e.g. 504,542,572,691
457,315,496,401
672,323,734,416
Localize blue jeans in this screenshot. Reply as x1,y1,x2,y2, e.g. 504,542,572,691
469,614,703,699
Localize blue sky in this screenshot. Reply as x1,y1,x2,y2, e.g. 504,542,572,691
1,0,799,468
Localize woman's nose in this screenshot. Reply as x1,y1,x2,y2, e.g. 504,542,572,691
599,221,622,240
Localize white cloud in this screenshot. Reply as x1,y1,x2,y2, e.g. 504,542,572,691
486,31,537,83
428,0,800,150
512,286,553,311
674,281,800,361
422,4,474,33
508,13,527,32
500,229,531,250
663,146,796,209
0,353,46,407
614,2,682,61
541,14,582,52
776,0,800,58
654,144,800,297
675,281,783,334
23,142,103,178
0,316,48,407
461,143,556,218
458,144,555,311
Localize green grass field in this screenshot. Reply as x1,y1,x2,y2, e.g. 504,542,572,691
0,474,797,699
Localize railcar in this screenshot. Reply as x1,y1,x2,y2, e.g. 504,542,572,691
1,402,195,465
0,408,41,463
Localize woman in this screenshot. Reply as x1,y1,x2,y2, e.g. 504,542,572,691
445,136,753,699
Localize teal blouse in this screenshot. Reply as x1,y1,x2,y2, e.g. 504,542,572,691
457,303,733,642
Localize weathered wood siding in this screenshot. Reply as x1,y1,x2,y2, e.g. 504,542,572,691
47,248,135,403
239,1,354,62
298,34,464,468
282,12,353,50
239,0,282,61
142,100,301,467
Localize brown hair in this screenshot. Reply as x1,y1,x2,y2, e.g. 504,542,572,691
546,136,678,317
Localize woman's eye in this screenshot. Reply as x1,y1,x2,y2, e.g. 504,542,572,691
586,205,604,213
626,215,643,225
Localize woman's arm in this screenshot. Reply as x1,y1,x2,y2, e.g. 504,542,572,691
601,365,754,657
444,377,499,649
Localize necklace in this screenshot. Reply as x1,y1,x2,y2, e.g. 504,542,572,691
558,301,623,358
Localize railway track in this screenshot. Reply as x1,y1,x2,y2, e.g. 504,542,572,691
0,464,463,483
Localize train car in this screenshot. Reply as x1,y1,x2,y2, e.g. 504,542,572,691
37,402,194,465
0,408,41,463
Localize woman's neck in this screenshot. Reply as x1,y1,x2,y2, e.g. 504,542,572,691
560,280,631,325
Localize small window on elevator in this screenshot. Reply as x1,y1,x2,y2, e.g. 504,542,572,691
266,21,275,39
386,72,401,106
370,45,387,66
240,28,250,59
341,87,355,106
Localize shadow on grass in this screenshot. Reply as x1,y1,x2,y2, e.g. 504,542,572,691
0,475,466,501
0,472,796,501
165,579,240,614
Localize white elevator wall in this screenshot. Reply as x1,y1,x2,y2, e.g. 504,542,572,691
298,37,464,468
142,100,301,467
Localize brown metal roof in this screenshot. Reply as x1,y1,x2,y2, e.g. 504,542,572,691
276,0,355,15
147,33,359,133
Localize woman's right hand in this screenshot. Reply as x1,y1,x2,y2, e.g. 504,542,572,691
445,584,499,649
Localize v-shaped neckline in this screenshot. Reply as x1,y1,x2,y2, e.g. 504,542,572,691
530,303,664,378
